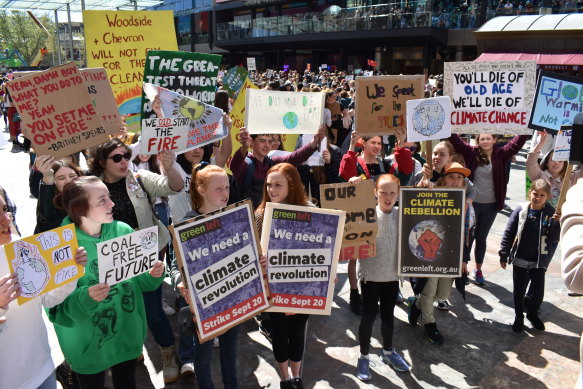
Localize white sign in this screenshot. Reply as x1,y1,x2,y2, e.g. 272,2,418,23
406,96,452,142
303,135,326,166
553,126,572,162
245,89,325,135
247,57,256,71
98,227,159,286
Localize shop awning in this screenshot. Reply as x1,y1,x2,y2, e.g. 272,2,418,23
475,52,583,71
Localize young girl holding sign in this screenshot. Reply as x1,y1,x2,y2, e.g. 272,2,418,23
170,163,240,389
48,176,165,389
408,162,475,345
255,163,311,389
356,174,411,382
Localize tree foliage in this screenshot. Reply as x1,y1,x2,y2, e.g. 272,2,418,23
0,10,54,66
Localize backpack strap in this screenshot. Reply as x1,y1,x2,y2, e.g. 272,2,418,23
356,157,370,179
242,156,256,197
135,173,162,221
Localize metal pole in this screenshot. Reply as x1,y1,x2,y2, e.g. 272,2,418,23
54,10,61,65
67,3,74,63
81,0,85,10
134,1,138,11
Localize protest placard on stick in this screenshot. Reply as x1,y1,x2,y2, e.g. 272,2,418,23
81,68,123,136
171,201,269,342
355,75,425,135
245,89,324,135
222,67,248,100
7,63,109,158
320,180,377,260
553,125,572,162
260,203,345,315
5,224,81,305
444,60,536,134
97,226,158,286
406,96,452,142
398,188,465,278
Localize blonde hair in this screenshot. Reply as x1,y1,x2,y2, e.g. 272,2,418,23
529,178,551,198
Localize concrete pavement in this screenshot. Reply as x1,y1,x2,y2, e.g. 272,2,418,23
1,129,581,389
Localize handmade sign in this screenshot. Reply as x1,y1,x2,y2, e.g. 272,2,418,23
406,96,452,142
222,66,248,100
141,51,221,119
246,57,256,71
260,203,345,315
6,63,109,158
355,75,425,135
171,201,269,342
320,180,377,261
97,226,158,285
83,10,178,115
302,134,326,166
245,89,325,135
398,188,465,277
529,71,583,134
5,224,81,305
553,125,572,162
141,83,226,154
444,60,536,134
80,68,123,136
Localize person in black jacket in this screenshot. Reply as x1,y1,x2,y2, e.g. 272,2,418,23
499,179,561,333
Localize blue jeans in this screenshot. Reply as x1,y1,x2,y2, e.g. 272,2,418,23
194,325,239,389
143,284,174,347
471,202,498,265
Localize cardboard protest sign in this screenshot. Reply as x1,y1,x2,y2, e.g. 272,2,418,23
80,68,123,136
406,96,452,142
83,10,178,115
320,180,377,261
7,63,109,158
171,201,269,342
5,224,81,305
97,226,158,286
247,57,256,71
260,203,345,315
355,75,425,135
444,61,536,134
554,125,572,162
141,83,226,155
222,67,248,100
528,71,583,134
141,51,221,119
245,89,324,135
398,188,465,278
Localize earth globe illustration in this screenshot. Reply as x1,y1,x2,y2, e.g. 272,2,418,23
408,219,446,262
561,85,578,100
282,112,299,129
412,100,445,137
13,243,50,298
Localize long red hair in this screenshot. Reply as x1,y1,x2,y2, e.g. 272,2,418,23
257,163,307,214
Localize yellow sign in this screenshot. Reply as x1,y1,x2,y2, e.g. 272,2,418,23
5,224,82,305
225,78,297,173
83,10,178,115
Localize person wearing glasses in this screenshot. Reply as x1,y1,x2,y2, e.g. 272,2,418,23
89,138,184,383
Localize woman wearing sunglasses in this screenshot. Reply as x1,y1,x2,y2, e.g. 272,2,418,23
89,138,184,383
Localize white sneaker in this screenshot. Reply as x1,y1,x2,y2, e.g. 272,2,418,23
162,300,176,316
180,362,195,376
213,337,220,348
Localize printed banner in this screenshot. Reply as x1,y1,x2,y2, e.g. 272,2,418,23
7,63,109,158
245,89,324,135
260,203,345,315
444,61,536,134
141,83,226,155
83,10,178,115
355,75,425,135
553,125,572,162
406,96,452,142
141,51,221,119
171,201,269,342
319,180,377,261
222,66,248,100
398,188,465,277
97,226,158,286
5,224,81,305
528,71,583,134
81,68,123,136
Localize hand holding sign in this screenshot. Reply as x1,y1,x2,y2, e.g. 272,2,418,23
0,273,20,307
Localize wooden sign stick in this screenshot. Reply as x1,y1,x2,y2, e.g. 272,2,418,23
555,163,573,215
423,140,433,171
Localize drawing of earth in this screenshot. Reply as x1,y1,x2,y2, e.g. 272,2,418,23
412,100,445,137
282,112,299,129
408,219,446,262
13,242,50,298
562,85,578,100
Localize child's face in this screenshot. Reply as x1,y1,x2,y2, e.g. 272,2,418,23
266,171,289,204
375,179,399,213
529,188,549,210
0,197,12,245
443,172,465,187
547,154,565,176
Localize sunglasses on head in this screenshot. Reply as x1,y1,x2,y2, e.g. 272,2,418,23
107,151,132,163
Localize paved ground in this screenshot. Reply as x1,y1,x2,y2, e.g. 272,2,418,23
1,129,581,389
